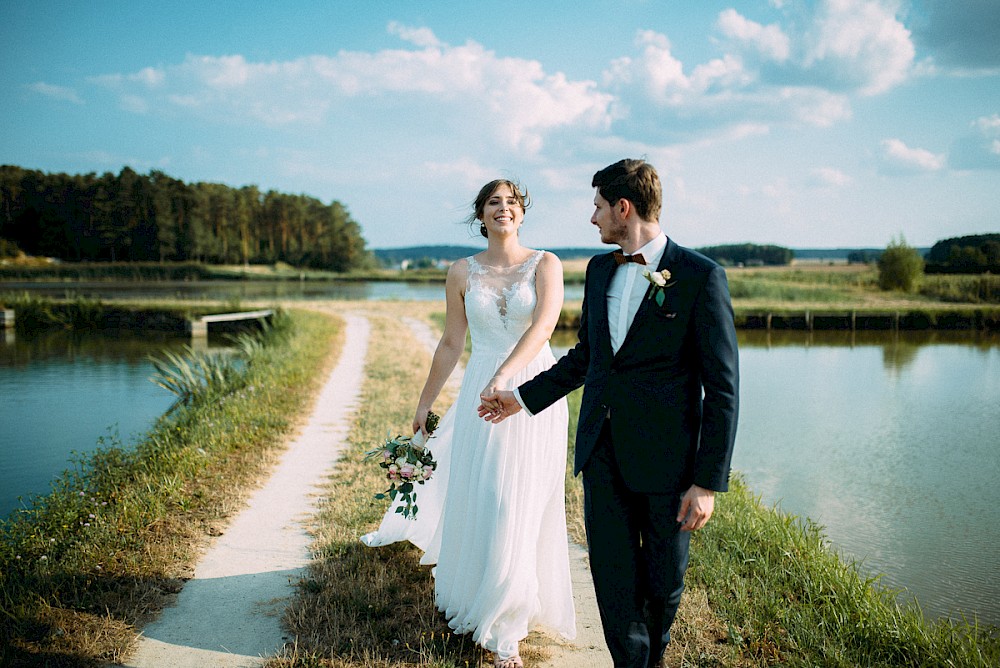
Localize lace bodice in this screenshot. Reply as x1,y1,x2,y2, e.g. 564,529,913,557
465,250,545,359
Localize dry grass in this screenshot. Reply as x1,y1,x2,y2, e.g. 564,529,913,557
275,302,494,667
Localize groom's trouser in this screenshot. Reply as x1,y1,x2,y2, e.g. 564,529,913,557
583,419,691,668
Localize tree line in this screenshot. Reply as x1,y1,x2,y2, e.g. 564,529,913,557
925,233,1000,274
697,243,794,266
0,165,370,271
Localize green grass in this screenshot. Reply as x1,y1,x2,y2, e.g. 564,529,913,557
688,476,1000,666
920,273,1000,304
0,308,342,666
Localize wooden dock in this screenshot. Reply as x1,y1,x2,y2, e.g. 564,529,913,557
186,309,275,338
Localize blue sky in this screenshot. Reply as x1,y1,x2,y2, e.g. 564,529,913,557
2,0,998,251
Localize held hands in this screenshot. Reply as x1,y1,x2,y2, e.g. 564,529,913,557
676,484,715,532
477,389,522,423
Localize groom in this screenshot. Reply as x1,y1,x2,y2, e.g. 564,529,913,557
480,159,739,668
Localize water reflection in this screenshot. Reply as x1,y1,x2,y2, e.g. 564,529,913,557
1,279,585,303
550,328,1000,626
734,330,1000,626
0,330,203,517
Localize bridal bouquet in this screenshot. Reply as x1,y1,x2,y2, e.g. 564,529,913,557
364,411,439,520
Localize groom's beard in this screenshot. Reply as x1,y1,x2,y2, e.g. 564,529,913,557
597,218,628,246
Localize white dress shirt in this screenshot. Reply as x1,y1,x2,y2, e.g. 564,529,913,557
512,232,667,415
607,233,667,354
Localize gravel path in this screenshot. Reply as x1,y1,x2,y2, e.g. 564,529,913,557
118,309,610,667
121,313,369,668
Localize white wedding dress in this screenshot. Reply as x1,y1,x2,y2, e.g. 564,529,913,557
361,250,575,658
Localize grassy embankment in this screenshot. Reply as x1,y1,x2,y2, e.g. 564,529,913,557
4,260,1000,323
3,266,999,666
0,305,343,666
274,302,999,668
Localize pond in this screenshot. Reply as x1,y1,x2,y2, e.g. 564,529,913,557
0,330,212,517
551,328,1000,627
2,278,586,302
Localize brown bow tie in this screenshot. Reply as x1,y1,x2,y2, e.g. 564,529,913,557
613,251,647,265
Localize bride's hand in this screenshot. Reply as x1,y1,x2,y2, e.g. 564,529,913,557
412,406,430,438
479,376,506,412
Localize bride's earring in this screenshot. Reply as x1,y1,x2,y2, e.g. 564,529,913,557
480,222,488,238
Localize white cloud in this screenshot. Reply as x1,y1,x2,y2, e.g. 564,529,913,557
805,0,915,95
27,82,83,104
973,114,1000,132
809,166,853,187
949,114,1000,170
879,138,945,173
387,21,443,49
717,9,791,62
91,26,614,154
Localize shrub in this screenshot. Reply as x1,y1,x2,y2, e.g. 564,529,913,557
878,236,924,292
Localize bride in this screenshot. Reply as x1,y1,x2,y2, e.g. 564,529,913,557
361,179,575,667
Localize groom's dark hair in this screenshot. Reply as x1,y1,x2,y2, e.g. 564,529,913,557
592,159,662,222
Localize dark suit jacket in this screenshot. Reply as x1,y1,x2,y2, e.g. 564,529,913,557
520,238,739,494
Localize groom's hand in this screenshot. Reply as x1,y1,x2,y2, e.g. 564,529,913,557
677,484,715,531
477,390,522,423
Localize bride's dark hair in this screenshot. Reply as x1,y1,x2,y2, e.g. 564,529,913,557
466,179,531,238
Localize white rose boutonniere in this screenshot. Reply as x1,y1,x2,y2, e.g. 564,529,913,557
642,269,676,306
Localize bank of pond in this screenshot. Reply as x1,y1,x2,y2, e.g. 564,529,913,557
3,295,1000,335
1,303,999,666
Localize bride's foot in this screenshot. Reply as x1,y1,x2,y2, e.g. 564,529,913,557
494,654,523,668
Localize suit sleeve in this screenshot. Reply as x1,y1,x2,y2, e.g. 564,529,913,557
518,260,594,414
692,265,740,492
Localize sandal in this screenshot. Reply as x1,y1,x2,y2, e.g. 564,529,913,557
494,656,523,668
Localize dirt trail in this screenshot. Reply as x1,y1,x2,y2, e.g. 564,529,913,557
120,313,369,668
117,308,610,667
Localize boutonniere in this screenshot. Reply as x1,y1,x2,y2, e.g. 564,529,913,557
643,269,676,306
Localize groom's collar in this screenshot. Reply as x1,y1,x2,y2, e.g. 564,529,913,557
627,232,667,266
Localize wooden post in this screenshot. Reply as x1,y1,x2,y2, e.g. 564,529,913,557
187,318,208,339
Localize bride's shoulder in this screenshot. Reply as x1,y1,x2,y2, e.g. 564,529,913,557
536,250,563,270
446,257,470,280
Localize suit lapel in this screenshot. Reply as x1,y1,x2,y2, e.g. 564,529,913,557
590,253,616,362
